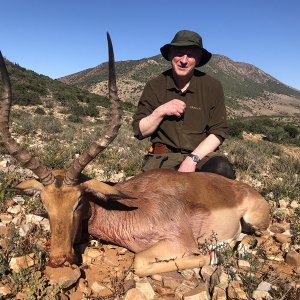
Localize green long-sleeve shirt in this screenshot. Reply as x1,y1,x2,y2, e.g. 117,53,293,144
132,69,229,152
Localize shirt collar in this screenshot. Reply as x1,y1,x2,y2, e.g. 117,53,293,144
166,69,197,93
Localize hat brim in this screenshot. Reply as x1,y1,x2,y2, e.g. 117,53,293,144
160,43,212,67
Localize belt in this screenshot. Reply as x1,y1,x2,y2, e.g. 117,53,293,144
148,143,190,154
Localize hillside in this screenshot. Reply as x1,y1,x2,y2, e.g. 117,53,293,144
59,54,300,119
0,58,135,121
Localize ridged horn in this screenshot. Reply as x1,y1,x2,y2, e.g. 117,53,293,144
64,32,122,186
0,51,54,185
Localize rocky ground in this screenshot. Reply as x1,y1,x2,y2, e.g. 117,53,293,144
0,152,299,300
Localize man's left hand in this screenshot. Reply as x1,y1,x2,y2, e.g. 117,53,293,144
178,157,197,172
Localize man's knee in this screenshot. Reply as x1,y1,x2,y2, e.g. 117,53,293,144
197,156,236,179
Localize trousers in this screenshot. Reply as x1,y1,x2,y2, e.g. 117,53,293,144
142,152,236,180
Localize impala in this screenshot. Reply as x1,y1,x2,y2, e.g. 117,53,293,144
0,33,269,276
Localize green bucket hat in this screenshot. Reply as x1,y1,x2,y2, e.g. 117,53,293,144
160,30,212,67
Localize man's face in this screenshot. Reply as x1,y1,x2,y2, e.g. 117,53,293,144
169,46,201,78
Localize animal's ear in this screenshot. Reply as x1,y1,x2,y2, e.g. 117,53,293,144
8,179,45,196
81,179,133,200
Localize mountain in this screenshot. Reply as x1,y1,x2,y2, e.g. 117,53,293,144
59,54,300,119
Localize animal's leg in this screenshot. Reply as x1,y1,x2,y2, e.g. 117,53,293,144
133,239,213,276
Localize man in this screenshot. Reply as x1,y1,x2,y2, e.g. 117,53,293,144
132,30,235,179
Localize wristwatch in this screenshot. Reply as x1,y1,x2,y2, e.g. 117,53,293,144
187,153,200,162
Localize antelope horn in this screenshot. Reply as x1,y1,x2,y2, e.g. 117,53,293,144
64,32,122,186
0,51,54,185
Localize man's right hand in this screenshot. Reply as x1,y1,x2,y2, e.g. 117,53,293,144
155,99,186,118
139,99,186,138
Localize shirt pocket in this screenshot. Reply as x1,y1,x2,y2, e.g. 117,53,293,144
183,106,208,133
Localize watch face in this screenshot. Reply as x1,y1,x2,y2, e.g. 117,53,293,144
189,154,200,162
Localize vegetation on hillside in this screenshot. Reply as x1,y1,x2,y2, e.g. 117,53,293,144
60,54,300,106
0,59,135,118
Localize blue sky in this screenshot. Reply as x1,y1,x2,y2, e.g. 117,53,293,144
1,0,300,90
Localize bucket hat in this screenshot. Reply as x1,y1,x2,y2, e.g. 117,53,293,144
160,30,212,67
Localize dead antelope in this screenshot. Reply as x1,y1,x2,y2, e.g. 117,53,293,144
0,33,270,276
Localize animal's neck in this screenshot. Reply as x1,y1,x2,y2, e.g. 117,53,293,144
87,201,128,245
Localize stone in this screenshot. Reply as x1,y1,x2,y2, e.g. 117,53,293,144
252,289,272,300
290,200,299,209
279,198,289,208
212,282,227,300
86,248,103,258
0,213,13,223
135,278,156,299
285,251,300,266
91,281,112,297
0,223,10,236
7,204,22,214
257,281,272,292
124,288,147,300
77,278,88,292
0,286,12,296
44,265,81,289
12,196,25,205
9,253,36,272
269,224,286,234
123,279,136,293
25,214,50,231
175,282,195,299
238,259,251,270
180,269,196,281
200,265,218,282
183,283,210,300
150,274,163,282
19,223,34,237
274,233,291,244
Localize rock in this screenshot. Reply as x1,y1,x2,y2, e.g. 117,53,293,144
238,259,251,270
0,286,12,296
9,253,36,272
135,278,156,299
150,274,163,282
19,223,34,237
252,289,272,300
44,265,81,289
180,269,196,280
0,159,9,168
212,282,227,300
285,251,300,266
124,288,147,300
7,204,22,215
279,198,289,208
274,233,291,244
175,280,199,298
86,248,103,259
269,224,286,234
257,281,272,292
123,279,136,293
90,281,112,297
25,214,50,231
227,281,248,300
183,282,210,300
0,213,13,223
77,278,91,295
0,223,10,236
200,265,218,282
290,200,299,209
12,196,25,205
